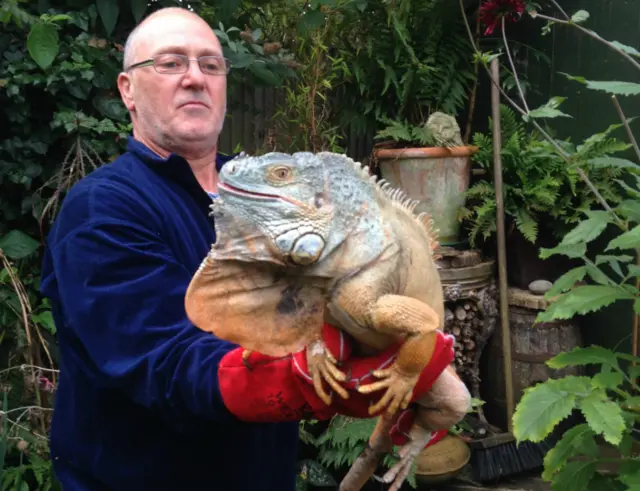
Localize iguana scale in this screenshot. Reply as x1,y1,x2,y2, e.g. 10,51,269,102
184,151,471,491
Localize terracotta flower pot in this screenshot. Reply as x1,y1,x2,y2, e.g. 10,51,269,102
374,146,479,246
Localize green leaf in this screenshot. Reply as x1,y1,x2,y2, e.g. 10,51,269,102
248,62,280,86
551,461,597,491
539,242,586,260
561,73,640,95
579,391,625,445
585,264,613,286
619,470,640,488
527,107,572,119
26,21,59,69
595,254,634,265
594,255,632,279
610,41,640,58
546,346,621,371
606,225,640,251
616,199,640,222
527,98,572,120
545,266,587,297
31,311,56,334
587,157,640,172
0,230,40,259
131,0,147,23
571,10,590,23
96,0,119,37
560,210,611,246
592,371,624,389
542,424,598,481
537,285,632,322
512,379,577,442
585,81,640,96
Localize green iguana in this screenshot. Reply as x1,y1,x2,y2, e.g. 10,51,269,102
184,151,471,491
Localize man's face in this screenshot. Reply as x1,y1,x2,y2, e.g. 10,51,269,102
118,14,227,157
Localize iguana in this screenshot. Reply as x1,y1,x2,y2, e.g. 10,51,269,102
184,151,471,491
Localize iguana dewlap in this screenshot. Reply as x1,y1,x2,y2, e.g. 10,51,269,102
184,151,470,490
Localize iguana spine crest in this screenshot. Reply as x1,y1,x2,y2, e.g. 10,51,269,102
337,153,440,253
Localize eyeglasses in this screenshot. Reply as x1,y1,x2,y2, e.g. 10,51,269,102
126,53,231,75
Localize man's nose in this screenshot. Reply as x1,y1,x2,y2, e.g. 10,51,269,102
181,60,206,88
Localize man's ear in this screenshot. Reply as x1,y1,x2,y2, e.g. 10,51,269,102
117,72,135,111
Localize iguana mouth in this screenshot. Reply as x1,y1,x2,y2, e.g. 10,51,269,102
219,182,302,206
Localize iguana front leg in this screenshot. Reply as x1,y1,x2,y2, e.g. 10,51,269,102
356,294,441,416
306,338,349,405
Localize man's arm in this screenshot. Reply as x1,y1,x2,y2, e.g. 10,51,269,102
42,181,239,428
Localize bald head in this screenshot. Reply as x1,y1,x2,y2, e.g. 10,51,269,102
123,7,216,70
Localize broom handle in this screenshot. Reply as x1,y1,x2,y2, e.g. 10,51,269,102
490,58,515,432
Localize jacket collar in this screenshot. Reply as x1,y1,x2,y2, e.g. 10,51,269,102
125,136,236,172
125,136,238,219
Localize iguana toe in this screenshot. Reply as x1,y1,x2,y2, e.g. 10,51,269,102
357,368,418,415
381,425,432,491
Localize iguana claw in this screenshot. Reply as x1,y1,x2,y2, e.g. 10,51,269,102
306,340,349,405
357,366,418,416
242,349,253,369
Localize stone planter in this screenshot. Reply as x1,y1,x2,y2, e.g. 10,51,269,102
374,145,478,246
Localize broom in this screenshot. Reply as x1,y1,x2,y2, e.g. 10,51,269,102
467,58,550,483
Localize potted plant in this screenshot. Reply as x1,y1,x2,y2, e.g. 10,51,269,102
457,105,628,289
372,113,479,247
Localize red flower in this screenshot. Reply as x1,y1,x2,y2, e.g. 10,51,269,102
479,0,526,35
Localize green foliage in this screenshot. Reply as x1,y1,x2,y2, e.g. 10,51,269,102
336,0,476,134
373,117,437,147
470,5,640,490
458,105,628,247
311,416,419,488
512,347,640,490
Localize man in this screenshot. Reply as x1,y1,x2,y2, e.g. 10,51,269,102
40,7,455,491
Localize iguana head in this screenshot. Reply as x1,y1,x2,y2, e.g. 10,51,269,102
216,151,354,267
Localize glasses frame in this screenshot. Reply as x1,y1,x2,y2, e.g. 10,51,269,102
126,54,231,75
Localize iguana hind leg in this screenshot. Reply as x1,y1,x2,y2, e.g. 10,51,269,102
381,366,471,490
357,294,441,415
380,422,433,491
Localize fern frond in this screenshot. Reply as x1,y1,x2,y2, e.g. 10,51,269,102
515,209,538,243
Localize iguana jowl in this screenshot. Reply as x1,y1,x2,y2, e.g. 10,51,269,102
185,151,471,491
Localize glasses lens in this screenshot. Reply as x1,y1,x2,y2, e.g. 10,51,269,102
154,54,188,73
199,56,229,75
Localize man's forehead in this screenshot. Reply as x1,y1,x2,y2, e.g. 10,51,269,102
135,15,222,57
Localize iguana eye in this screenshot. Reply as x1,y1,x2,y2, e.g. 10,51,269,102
268,165,292,182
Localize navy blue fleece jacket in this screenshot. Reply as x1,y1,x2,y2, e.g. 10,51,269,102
40,137,299,490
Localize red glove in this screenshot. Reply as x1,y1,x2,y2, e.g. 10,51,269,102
218,323,455,425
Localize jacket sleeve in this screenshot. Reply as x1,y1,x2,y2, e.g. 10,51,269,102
41,179,239,429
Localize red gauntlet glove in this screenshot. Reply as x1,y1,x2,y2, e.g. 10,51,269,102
218,323,455,425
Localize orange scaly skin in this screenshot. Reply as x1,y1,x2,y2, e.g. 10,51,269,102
184,151,471,491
